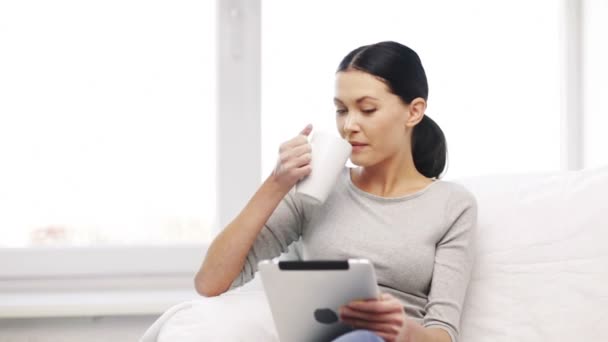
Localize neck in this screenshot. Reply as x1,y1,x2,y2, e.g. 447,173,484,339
352,150,432,197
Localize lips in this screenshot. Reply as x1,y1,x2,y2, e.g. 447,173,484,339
349,142,368,153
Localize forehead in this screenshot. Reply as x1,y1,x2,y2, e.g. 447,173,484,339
334,70,391,101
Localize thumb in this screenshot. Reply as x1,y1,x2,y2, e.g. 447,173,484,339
299,124,313,137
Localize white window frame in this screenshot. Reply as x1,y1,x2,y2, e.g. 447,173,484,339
561,0,584,169
0,0,585,318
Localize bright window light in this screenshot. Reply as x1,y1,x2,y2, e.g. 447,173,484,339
583,0,608,168
0,0,217,247
261,0,561,179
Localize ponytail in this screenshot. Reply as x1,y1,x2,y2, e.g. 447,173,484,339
412,115,447,179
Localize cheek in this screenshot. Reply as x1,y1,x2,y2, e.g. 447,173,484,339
376,121,407,152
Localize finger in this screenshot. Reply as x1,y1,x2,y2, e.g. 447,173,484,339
341,308,403,325
281,135,310,152
291,165,312,180
279,143,312,164
347,299,403,314
381,293,395,301
341,319,401,336
353,293,396,304
299,123,313,136
283,153,312,171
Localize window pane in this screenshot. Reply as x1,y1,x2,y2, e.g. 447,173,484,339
261,0,561,179
0,0,216,247
583,0,608,168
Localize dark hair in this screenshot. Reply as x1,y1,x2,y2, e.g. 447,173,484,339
337,41,447,179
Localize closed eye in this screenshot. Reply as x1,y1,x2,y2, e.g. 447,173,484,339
362,109,376,114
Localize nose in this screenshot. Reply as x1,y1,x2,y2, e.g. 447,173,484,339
342,112,360,135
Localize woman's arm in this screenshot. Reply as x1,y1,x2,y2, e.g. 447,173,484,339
195,175,291,296
400,320,451,342
194,125,313,297
421,187,477,341
339,293,452,342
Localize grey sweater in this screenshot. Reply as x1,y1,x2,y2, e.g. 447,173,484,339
230,167,477,342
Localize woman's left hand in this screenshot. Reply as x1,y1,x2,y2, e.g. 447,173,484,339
339,293,407,342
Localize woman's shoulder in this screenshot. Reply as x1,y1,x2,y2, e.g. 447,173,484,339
431,180,478,235
432,179,477,208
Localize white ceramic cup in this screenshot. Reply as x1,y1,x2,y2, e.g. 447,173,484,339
295,131,352,203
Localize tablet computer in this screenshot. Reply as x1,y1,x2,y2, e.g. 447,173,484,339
258,259,380,342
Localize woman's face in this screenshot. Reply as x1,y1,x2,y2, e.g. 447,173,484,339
334,69,412,167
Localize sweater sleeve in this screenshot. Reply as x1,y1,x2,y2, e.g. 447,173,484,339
422,188,478,342
229,189,305,289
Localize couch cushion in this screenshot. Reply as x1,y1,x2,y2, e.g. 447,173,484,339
456,165,608,341
155,291,278,342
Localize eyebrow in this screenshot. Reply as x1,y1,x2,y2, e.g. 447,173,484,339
333,96,379,104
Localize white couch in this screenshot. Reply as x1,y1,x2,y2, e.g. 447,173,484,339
141,165,608,341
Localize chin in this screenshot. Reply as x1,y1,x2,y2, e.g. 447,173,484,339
349,155,372,167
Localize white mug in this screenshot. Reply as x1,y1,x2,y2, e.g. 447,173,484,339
295,131,352,203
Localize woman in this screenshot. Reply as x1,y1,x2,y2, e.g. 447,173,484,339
195,41,477,342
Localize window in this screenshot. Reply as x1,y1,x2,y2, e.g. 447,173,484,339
583,0,608,168
0,0,217,247
261,0,562,179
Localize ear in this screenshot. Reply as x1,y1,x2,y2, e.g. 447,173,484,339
405,97,427,128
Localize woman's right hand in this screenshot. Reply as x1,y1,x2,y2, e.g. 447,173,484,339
271,124,313,191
